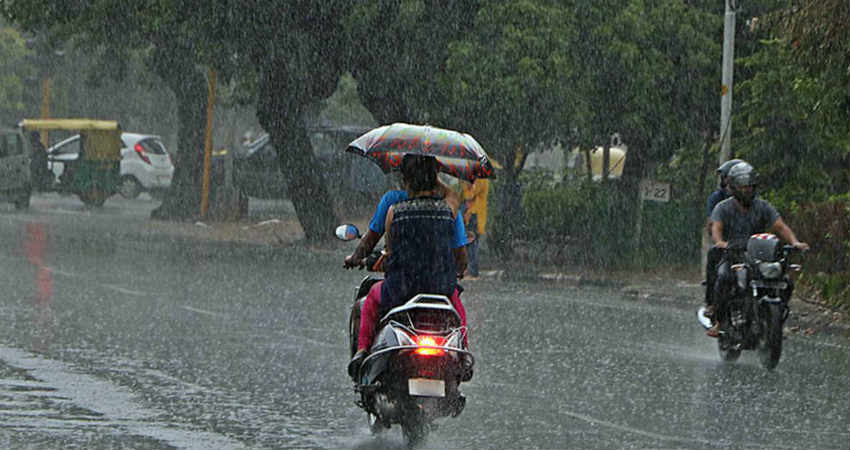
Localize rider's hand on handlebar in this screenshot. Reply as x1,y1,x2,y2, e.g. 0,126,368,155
715,241,728,249
792,241,810,251
343,254,365,270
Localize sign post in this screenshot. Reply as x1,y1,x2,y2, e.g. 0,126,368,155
634,179,671,261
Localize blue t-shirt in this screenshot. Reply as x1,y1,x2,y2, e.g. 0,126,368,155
369,190,467,248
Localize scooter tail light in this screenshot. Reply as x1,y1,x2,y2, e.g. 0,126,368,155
134,143,151,164
414,335,446,356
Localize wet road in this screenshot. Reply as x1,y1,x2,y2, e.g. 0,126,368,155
0,194,847,449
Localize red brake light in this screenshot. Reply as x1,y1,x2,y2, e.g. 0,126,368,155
134,143,151,164
414,335,446,356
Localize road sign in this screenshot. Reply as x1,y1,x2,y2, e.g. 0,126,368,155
639,179,670,203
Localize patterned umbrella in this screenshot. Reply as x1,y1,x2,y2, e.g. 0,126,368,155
346,123,493,181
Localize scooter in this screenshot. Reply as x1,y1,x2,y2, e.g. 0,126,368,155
336,224,473,445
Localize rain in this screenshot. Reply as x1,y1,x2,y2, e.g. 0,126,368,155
0,1,848,449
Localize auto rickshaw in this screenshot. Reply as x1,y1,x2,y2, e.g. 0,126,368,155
18,119,122,207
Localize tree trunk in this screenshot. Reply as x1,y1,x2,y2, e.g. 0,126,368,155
149,45,207,221
256,65,339,243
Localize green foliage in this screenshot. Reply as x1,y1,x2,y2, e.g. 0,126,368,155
736,39,848,203
438,0,580,174
575,0,720,178
319,73,377,129
775,195,849,309
0,23,34,127
509,180,637,269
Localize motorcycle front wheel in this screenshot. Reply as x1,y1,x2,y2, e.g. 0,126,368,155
758,303,783,370
718,334,741,362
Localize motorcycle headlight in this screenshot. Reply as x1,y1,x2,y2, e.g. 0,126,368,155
758,262,782,279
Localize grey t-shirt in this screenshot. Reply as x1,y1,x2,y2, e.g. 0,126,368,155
711,197,780,241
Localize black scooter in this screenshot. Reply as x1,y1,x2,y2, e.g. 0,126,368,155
336,224,473,445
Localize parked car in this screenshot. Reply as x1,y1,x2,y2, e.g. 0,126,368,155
0,127,32,209
227,133,287,199
47,132,174,199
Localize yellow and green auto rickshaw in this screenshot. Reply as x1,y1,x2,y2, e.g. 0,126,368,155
18,119,122,207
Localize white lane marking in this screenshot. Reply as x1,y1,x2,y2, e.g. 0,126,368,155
102,284,147,296
43,266,78,278
179,305,229,318
0,345,247,450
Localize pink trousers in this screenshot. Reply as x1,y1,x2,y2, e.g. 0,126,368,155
357,280,468,351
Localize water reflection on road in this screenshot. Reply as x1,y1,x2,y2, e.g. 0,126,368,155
0,197,846,449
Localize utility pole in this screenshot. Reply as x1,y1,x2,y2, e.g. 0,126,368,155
200,67,216,218
719,0,737,164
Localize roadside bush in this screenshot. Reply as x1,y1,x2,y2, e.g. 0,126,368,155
781,195,849,309
519,180,636,269
488,169,703,271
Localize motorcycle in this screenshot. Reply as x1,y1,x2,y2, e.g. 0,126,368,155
335,224,474,445
697,233,802,370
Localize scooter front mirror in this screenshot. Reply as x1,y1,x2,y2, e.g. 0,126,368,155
335,224,360,241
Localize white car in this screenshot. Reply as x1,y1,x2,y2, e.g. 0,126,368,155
47,132,174,199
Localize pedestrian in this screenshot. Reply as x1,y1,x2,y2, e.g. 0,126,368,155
462,177,489,280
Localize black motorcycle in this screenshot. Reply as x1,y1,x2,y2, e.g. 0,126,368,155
336,224,473,445
698,233,802,370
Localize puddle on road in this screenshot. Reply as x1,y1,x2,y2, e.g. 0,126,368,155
0,345,247,450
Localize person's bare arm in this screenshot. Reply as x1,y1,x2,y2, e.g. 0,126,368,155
454,246,468,278
384,206,395,255
344,229,382,269
771,217,810,250
711,220,727,248
438,179,461,216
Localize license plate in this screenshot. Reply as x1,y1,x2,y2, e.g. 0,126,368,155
408,378,445,397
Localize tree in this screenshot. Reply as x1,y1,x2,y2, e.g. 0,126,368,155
576,0,720,182
732,0,849,202
343,0,480,125
0,20,34,127
433,0,581,255
230,0,352,241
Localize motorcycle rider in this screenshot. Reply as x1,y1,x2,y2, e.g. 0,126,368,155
703,159,744,318
345,154,470,379
706,161,809,337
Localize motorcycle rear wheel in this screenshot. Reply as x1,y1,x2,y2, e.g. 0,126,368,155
758,303,783,370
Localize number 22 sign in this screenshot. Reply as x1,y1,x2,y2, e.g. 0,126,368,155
639,179,671,203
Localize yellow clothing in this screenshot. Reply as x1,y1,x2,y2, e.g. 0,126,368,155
462,178,489,235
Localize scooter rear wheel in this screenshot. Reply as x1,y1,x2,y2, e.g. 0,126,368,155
367,412,385,434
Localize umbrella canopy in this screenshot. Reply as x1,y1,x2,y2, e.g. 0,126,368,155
346,123,493,181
